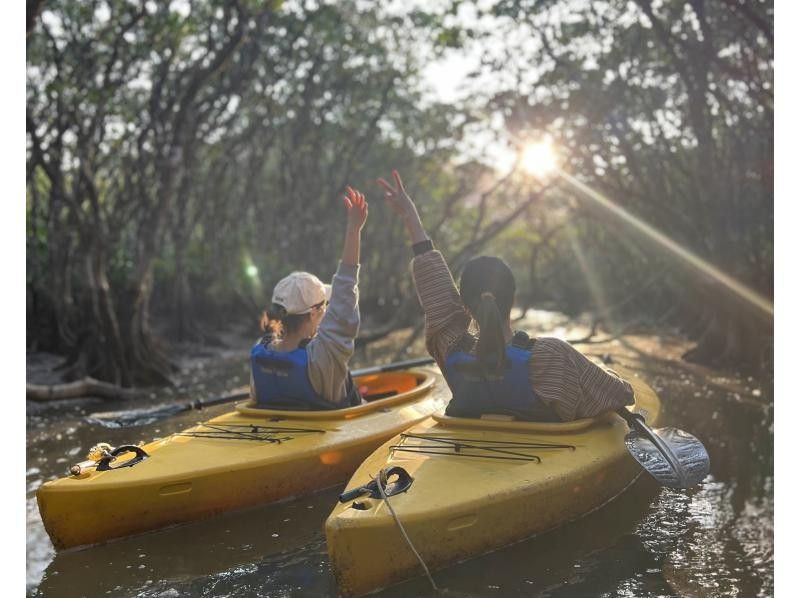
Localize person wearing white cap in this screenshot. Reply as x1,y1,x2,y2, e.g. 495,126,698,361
250,186,368,409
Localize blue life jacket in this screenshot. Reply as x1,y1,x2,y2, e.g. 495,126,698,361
443,331,560,422
250,338,361,410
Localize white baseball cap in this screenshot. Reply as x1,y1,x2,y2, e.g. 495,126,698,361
271,272,332,315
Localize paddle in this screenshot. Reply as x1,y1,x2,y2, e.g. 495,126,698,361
616,407,710,489
87,356,436,429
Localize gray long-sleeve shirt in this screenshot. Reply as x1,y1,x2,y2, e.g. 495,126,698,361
304,262,360,404
250,262,361,406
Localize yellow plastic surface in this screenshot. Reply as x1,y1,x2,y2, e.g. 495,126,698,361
37,368,447,550
432,412,600,432
325,369,662,597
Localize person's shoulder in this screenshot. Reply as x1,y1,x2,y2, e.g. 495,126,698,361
452,331,477,354
511,330,539,350
531,336,573,352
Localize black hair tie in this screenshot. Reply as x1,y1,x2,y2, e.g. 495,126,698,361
412,239,434,256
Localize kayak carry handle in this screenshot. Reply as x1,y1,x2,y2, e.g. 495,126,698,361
95,445,150,471
338,466,414,502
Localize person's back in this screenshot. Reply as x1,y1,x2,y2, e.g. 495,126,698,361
250,187,368,410
443,330,561,421
378,169,633,421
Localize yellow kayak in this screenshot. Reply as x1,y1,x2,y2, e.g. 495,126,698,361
325,370,662,597
37,367,448,550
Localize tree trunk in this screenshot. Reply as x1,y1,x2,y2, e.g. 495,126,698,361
125,267,176,386
682,283,772,376
27,378,143,401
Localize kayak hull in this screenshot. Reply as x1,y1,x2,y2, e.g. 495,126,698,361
325,369,662,597
37,368,448,550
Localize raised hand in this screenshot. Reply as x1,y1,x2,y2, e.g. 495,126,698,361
377,169,429,245
377,169,416,218
343,186,368,231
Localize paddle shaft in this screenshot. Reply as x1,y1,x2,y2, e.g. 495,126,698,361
616,407,688,487
92,356,437,423
351,357,435,377
190,357,436,411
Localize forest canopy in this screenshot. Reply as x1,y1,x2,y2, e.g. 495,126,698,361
26,0,773,386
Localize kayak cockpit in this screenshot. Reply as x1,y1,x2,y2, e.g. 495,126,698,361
235,370,436,420
431,383,652,433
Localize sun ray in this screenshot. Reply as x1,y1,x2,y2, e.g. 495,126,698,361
565,226,615,337
557,171,773,318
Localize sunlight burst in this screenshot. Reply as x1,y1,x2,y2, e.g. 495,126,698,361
520,141,559,177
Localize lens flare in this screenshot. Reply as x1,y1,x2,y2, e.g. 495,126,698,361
559,171,773,318
521,141,559,178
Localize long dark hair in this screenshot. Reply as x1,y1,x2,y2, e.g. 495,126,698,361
459,256,515,374
260,303,310,337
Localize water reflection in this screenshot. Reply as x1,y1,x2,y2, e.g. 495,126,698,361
34,488,341,597
377,475,665,597
27,318,773,597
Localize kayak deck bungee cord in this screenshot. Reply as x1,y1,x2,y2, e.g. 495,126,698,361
388,433,576,462
173,423,327,443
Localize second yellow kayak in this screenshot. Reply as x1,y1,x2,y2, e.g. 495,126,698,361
325,369,662,596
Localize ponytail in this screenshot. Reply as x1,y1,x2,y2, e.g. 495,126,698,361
261,302,310,337
458,255,516,376
260,303,284,336
473,292,508,375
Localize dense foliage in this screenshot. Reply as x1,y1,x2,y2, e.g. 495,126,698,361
26,0,773,385
457,0,773,370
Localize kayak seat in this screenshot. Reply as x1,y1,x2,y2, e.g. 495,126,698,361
355,372,419,403
234,371,437,420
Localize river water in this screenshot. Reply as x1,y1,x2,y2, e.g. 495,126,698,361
26,313,773,597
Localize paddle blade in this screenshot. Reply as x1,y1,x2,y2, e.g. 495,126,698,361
625,427,710,489
87,403,188,428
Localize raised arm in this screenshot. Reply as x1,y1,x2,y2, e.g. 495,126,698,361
341,186,368,265
378,170,471,366
305,187,367,405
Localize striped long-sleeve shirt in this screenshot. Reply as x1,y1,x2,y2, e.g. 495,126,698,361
411,249,634,421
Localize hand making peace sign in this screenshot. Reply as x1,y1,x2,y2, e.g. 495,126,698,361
377,169,429,245
377,169,417,219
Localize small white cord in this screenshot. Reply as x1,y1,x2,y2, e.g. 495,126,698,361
375,469,439,592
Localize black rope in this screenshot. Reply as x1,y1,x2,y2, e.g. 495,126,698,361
175,433,291,442
389,446,542,462
389,433,576,462
401,433,575,450
174,423,326,443
196,423,326,433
